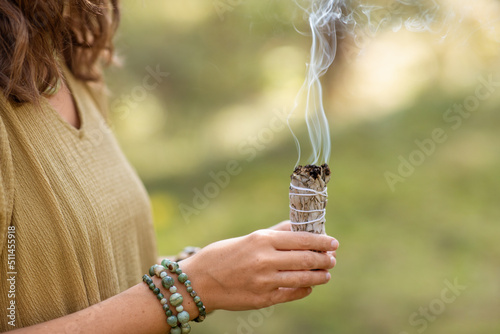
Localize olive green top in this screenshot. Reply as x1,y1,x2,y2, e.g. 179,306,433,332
0,67,157,331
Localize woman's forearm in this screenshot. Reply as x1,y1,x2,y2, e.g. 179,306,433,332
8,226,339,333
9,276,200,334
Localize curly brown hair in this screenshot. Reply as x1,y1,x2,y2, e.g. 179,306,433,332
0,0,119,104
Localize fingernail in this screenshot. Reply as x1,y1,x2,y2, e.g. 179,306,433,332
326,272,331,281
330,256,336,266
331,239,339,249
307,287,313,294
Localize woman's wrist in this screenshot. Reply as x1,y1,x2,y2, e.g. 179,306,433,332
149,273,201,323
176,256,214,314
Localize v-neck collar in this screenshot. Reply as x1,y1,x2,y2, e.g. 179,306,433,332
41,64,86,139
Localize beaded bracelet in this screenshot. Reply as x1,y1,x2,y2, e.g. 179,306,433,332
174,246,201,262
145,265,192,334
161,259,207,323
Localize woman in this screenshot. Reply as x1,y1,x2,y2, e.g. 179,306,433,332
0,1,339,333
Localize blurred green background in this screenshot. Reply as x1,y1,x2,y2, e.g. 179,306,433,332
106,0,500,333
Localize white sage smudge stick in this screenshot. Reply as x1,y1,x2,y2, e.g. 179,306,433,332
289,164,331,235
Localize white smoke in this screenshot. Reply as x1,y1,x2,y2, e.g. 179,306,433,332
288,0,456,166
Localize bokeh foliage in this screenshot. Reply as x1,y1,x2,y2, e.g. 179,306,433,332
107,0,500,333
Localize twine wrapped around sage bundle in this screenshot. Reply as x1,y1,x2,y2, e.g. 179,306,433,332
289,164,330,235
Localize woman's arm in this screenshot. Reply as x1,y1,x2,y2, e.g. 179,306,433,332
9,228,338,333
9,281,181,334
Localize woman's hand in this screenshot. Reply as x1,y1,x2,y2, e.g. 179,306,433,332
180,227,339,312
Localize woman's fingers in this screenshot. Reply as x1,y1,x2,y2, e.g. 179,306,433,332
274,269,331,288
268,287,313,305
272,250,335,271
270,231,339,252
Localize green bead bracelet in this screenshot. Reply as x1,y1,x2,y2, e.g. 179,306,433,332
162,259,207,323
143,273,190,334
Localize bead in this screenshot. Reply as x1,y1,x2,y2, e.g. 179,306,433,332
196,301,203,308
193,296,201,304
177,311,190,324
160,298,168,305
170,327,181,334
183,246,198,254
157,293,164,300
153,287,160,295
170,293,183,307
167,315,178,327
154,265,166,277
175,268,182,275
184,280,191,287
142,274,149,282
163,304,169,311
176,305,184,312
168,262,179,273
149,265,156,277
186,286,193,293
169,286,177,294
160,271,167,278
178,273,188,283
166,310,173,317
162,276,175,289
148,283,155,290
161,259,171,268
181,323,191,334
190,291,197,298
194,313,206,323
